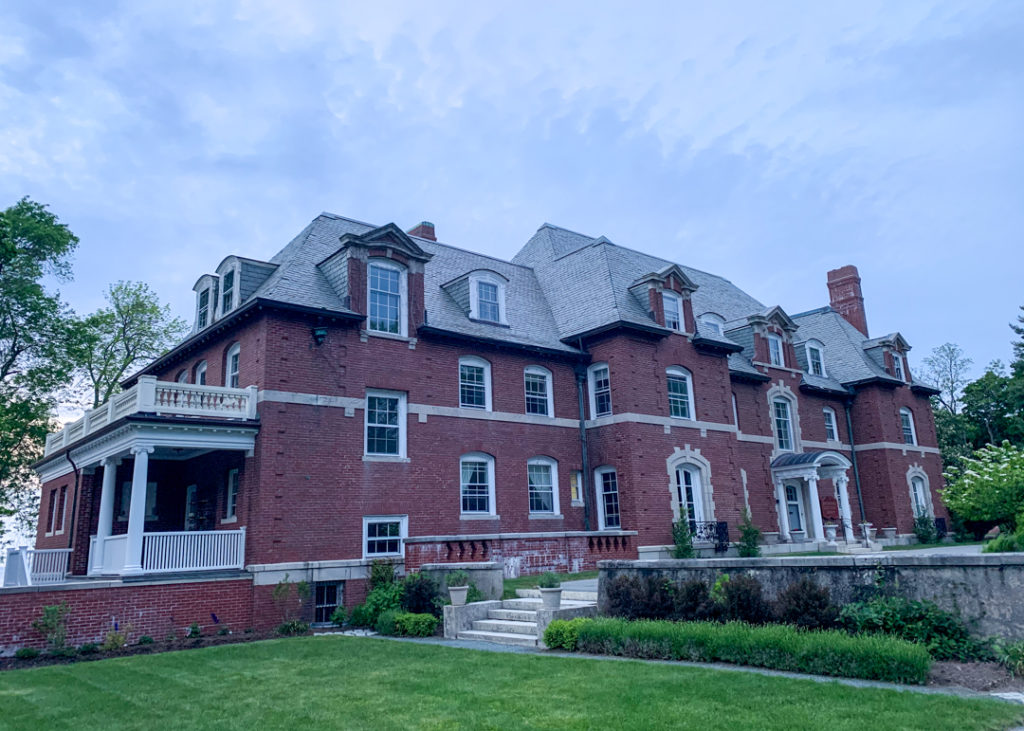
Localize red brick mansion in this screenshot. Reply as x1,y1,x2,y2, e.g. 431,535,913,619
5,212,945,639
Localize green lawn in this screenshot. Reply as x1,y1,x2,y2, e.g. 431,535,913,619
1,637,1021,730
883,542,984,552
502,569,598,598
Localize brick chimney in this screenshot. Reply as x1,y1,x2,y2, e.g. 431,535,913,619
407,221,436,241
827,265,868,337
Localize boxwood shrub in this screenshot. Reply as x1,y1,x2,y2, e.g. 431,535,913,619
553,617,931,684
394,612,439,637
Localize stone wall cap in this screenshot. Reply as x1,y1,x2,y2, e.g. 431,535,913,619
419,562,501,571
597,554,1024,569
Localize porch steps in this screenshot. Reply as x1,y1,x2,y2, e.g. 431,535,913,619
455,589,597,647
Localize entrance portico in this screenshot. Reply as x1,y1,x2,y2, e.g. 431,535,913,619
771,451,855,544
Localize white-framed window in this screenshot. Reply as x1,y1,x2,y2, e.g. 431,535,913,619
731,392,740,429
588,363,612,418
44,488,57,535
363,515,408,557
527,456,560,515
767,334,785,367
785,483,805,532
892,353,906,381
900,408,917,445
699,313,725,336
594,466,621,529
197,288,210,329
911,476,929,517
460,453,496,516
367,259,407,336
194,360,207,386
220,269,236,315
459,356,492,410
225,343,240,388
364,390,407,457
662,291,683,331
225,468,239,520
823,407,838,442
524,366,553,416
468,271,508,324
47,485,67,535
667,366,694,420
314,581,343,625
773,398,794,451
569,470,584,506
806,340,826,377
675,464,706,524
176,369,189,384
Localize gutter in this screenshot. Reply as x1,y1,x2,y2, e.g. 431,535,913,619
575,360,593,531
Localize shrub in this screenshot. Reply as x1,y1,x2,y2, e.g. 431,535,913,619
78,642,99,654
101,626,131,652
997,639,1024,676
775,578,838,630
364,581,404,622
394,612,439,637
673,580,721,622
536,572,560,589
217,627,231,636
272,574,312,623
672,521,695,559
32,602,71,653
15,647,40,660
543,618,590,651
187,622,202,638
913,514,938,544
276,620,309,636
737,511,761,558
375,609,400,636
136,635,155,645
570,618,931,684
402,573,442,616
718,574,773,625
329,607,348,626
840,596,986,660
346,604,375,628
983,531,1022,553
445,570,469,587
466,583,486,603
370,560,397,589
605,574,675,621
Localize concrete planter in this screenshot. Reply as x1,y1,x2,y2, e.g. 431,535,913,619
539,587,562,610
881,527,897,540
448,585,469,607
762,532,780,546
824,524,838,545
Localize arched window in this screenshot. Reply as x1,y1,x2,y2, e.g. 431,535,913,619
594,466,620,529
662,291,683,331
588,363,612,418
460,453,495,516
194,360,207,386
459,356,492,410
524,366,553,417
469,271,508,324
527,456,559,515
367,258,407,336
176,369,189,384
666,366,695,420
225,343,240,388
699,313,725,337
805,340,826,377
900,408,917,445
822,407,838,442
675,464,706,523
773,398,794,451
907,466,933,519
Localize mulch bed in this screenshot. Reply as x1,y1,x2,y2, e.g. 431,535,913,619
929,661,1024,693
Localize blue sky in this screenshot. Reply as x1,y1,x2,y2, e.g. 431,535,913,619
2,1,1022,376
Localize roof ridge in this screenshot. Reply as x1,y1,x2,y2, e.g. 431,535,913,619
791,305,833,319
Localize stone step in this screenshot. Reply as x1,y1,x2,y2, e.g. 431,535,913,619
501,597,595,610
457,630,539,647
516,588,598,602
488,608,537,622
472,618,539,635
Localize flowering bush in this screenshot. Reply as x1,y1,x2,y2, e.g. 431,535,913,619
942,441,1024,531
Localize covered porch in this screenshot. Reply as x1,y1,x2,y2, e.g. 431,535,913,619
771,451,856,545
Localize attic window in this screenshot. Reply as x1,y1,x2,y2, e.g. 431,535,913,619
197,289,210,329
662,292,682,331
892,354,906,381
368,259,407,336
478,282,500,322
468,272,507,325
806,340,826,377
767,334,785,367
699,314,724,336
221,270,236,315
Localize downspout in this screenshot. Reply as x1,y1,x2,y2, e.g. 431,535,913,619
574,359,593,532
843,402,866,523
64,452,82,553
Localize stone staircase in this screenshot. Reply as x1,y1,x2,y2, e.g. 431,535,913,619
456,588,597,647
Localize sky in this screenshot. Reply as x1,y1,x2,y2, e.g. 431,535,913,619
2,1,1023,378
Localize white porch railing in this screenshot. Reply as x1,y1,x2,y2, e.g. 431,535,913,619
2,547,72,587
142,529,246,573
44,376,258,456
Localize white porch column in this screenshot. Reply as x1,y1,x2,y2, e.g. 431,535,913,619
123,445,153,575
775,480,791,542
835,474,856,543
92,458,119,573
806,476,825,543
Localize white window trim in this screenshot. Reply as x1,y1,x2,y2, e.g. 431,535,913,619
822,407,838,442
527,456,561,516
731,393,740,429
772,397,795,452
892,353,906,381
805,340,826,377
225,343,240,388
594,466,620,530
367,258,409,337
460,452,497,517
785,482,807,533
906,466,934,519
588,362,612,419
196,288,211,330
900,407,918,446
662,291,683,332
176,369,189,384
362,515,408,559
766,334,785,367
666,366,695,421
364,389,408,458
468,271,508,325
194,360,208,386
675,464,707,523
569,470,584,506
458,356,493,411
699,313,725,336
524,365,554,417
217,267,239,318
224,468,239,521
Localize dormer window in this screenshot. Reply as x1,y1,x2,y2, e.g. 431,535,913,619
892,354,906,381
662,291,682,331
221,270,236,315
477,281,500,322
699,313,724,336
367,259,407,336
467,271,507,324
197,289,210,329
806,340,825,377
767,334,785,367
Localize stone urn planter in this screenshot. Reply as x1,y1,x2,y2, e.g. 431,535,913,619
824,524,838,545
539,587,563,610
881,527,897,540
762,531,780,546
860,523,876,543
448,585,469,607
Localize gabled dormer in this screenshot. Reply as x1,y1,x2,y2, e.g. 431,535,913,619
442,269,510,326
746,307,798,369
863,332,912,382
213,255,277,320
628,265,698,334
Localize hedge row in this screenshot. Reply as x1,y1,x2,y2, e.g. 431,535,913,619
544,617,931,685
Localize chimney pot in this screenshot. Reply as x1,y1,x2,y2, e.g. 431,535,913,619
407,221,436,241
827,265,868,337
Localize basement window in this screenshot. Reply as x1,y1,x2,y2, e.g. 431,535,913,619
314,581,343,625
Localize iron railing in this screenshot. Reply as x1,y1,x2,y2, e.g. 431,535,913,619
690,520,730,553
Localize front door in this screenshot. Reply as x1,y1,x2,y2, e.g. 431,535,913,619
785,482,806,537
184,485,198,531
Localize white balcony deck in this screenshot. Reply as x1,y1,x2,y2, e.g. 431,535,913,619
44,376,258,457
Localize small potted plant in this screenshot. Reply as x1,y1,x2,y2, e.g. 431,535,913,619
446,570,470,607
536,572,562,609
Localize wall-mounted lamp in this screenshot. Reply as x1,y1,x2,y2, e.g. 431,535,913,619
312,326,328,346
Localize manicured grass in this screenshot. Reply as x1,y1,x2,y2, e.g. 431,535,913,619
502,569,598,599
1,636,1021,730
882,542,983,552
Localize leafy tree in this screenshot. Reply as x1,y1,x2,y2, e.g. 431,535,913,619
961,362,1022,447
78,281,188,408
921,343,972,416
0,198,81,543
943,441,1024,531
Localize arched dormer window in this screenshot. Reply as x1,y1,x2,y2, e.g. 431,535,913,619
524,366,554,417
662,291,683,332
588,363,612,418
194,360,207,386
459,356,492,411
468,271,508,325
367,258,408,336
225,343,240,388
193,273,219,330
698,313,725,336
666,366,695,420
460,452,496,516
900,408,917,445
805,340,826,377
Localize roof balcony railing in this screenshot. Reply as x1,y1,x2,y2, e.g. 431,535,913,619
43,376,258,457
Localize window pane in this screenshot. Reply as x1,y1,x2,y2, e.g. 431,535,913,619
768,337,783,366
774,400,792,451
824,411,837,441
668,375,691,419
221,271,234,312
460,364,487,408
528,463,554,513
367,396,400,454
601,472,620,528
366,521,402,555
663,293,681,331
593,367,611,417
369,265,401,333
809,347,823,376
525,372,549,415
478,282,500,322
461,460,490,513
901,412,915,444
